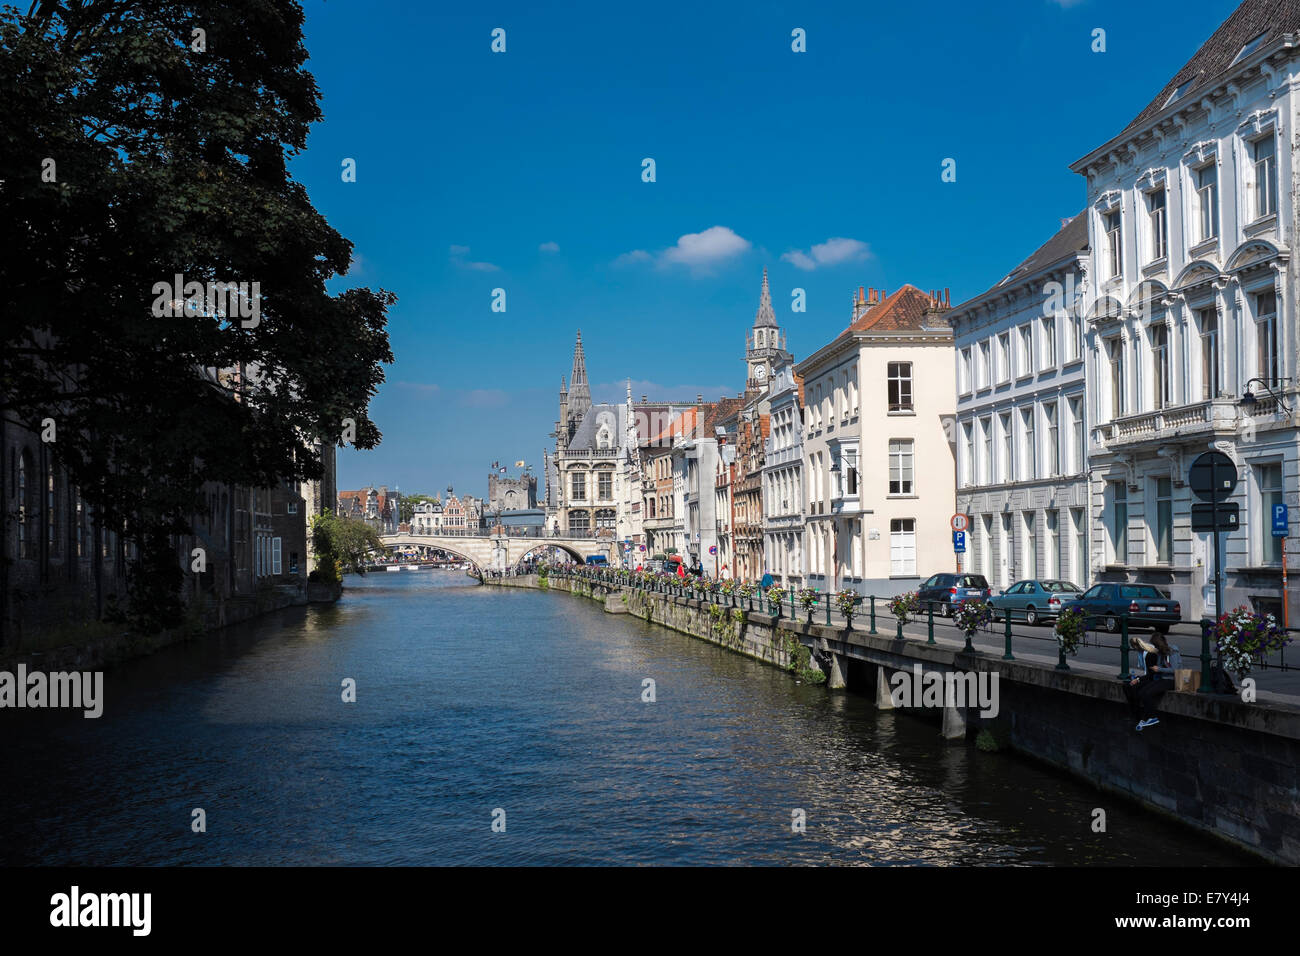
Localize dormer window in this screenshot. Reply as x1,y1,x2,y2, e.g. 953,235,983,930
1164,76,1197,108
1231,31,1268,66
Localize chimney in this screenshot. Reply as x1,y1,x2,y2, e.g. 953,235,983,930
945,288,950,307
696,393,703,404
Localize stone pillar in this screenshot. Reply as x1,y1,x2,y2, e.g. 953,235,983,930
827,652,846,690
875,667,895,710
941,693,966,740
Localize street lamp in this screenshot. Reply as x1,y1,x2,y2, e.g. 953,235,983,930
1240,377,1293,415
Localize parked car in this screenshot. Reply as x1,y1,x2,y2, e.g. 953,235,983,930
917,573,992,616
989,579,1084,625
1060,583,1181,633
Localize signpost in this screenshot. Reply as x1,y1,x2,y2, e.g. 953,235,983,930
1189,451,1239,623
951,515,968,572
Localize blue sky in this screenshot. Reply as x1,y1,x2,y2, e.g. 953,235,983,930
294,0,1241,499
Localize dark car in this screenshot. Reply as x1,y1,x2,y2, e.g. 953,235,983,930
585,554,608,566
1061,583,1181,633
917,573,991,616
989,579,1084,625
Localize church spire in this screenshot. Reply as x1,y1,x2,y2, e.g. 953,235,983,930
754,267,777,328
567,329,591,419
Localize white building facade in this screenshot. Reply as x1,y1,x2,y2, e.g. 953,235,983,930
950,214,1093,591
797,285,957,596
763,354,805,587
1069,1,1298,620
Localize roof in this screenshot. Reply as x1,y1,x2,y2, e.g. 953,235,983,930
843,284,948,336
951,212,1088,315
1118,0,1299,140
567,403,626,450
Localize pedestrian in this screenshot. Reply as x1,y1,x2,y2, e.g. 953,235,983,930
1124,636,1173,731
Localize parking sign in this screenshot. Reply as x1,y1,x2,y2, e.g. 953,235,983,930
952,530,966,553
1273,503,1289,537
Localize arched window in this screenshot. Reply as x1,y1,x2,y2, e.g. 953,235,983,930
47,469,61,557
568,510,591,534
594,508,616,530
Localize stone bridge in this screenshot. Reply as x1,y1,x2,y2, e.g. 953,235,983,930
377,532,613,571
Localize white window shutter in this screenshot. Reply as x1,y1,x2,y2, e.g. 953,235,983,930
272,537,282,575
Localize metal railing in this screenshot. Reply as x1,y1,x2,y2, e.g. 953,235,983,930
537,567,1297,692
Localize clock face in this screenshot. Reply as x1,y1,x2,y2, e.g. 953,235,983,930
754,365,766,380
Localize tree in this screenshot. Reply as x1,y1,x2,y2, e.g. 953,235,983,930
309,511,384,583
399,493,439,524
0,2,394,630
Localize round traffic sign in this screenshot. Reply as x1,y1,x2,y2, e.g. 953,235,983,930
1189,451,1238,502
708,545,717,555
950,514,969,533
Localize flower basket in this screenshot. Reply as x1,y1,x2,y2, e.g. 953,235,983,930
1054,607,1086,656
834,589,858,618
1214,606,1291,680
888,590,920,627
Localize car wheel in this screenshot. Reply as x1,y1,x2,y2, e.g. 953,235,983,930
1025,607,1038,627
1105,615,1119,633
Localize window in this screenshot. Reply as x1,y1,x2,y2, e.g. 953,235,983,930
1069,396,1085,474
1024,512,1038,579
1107,337,1126,418
1151,324,1170,409
1104,209,1122,278
1153,477,1173,564
887,362,913,411
889,439,914,495
568,510,590,534
1045,402,1059,476
1200,308,1219,400
570,472,586,501
1112,482,1129,564
1045,511,1059,578
997,332,1010,382
1251,134,1277,221
961,422,973,487
1147,188,1167,261
1256,291,1278,385
595,508,616,530
959,348,972,394
1066,313,1083,363
47,471,60,556
1017,325,1033,377
17,450,32,558
287,500,298,514
979,341,992,389
1195,164,1218,242
598,471,613,501
1041,316,1056,369
1071,508,1087,586
981,417,992,484
1021,407,1036,481
890,518,917,575
1259,463,1283,565
272,536,282,576
1000,412,1013,483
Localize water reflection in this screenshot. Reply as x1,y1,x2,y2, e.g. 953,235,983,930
0,570,1255,865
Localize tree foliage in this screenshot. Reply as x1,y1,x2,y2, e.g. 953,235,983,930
309,511,383,583
0,2,394,629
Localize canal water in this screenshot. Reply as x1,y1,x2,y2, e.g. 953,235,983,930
0,572,1254,865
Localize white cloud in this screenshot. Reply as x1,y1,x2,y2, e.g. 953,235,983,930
449,245,500,272
539,241,560,253
459,388,510,408
781,236,872,271
394,381,441,396
662,225,751,266
612,249,653,267
615,226,751,272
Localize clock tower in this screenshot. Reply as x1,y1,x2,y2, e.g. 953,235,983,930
746,267,792,393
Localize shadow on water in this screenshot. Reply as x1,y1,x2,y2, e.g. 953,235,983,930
0,571,1259,865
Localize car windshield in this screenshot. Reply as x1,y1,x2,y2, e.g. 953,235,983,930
1120,585,1163,599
